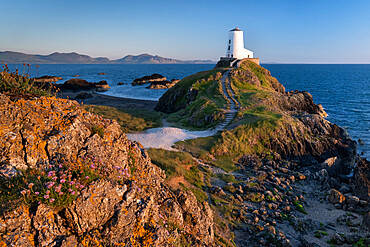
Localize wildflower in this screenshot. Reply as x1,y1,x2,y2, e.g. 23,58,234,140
59,164,63,168
38,201,41,204
71,191,76,195
55,186,61,193
69,181,75,185
46,190,50,194
60,179,66,183
35,192,40,195
28,183,34,188
47,182,55,188
49,198,55,203
58,192,64,196
159,214,163,219
44,194,49,199
68,188,73,192
20,190,27,195
80,185,84,189
85,176,89,179
90,164,95,169
52,176,58,181
37,176,41,180
118,176,121,179
48,171,53,177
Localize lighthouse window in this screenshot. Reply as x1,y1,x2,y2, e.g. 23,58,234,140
228,46,230,50
228,39,231,44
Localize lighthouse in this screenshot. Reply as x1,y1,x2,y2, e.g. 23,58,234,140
226,27,254,59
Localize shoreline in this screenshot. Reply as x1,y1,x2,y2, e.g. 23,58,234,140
58,91,158,110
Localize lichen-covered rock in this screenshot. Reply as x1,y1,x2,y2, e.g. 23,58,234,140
0,94,215,246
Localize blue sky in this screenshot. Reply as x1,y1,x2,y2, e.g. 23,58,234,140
1,0,370,63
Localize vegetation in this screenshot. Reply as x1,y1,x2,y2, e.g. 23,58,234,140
84,104,164,132
0,63,55,98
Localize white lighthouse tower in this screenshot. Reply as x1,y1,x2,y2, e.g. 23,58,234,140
226,27,254,59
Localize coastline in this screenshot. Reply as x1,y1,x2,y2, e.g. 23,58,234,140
58,91,158,110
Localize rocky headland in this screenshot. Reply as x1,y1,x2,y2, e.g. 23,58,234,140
0,61,368,246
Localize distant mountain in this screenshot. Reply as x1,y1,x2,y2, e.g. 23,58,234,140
0,51,215,64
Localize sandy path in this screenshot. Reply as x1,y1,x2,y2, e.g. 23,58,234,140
127,70,239,149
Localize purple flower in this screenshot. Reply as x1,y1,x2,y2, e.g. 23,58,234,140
47,182,55,188
59,164,63,168
68,188,73,192
44,194,49,199
69,181,75,185
49,198,55,203
71,191,76,195
85,176,89,179
48,171,53,177
90,164,95,169
35,192,40,195
52,176,58,181
60,179,66,183
80,185,84,189
58,192,64,195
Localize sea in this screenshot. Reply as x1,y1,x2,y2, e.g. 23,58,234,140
7,63,369,159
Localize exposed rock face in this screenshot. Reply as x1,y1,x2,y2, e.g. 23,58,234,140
147,79,180,89
58,78,110,92
353,158,370,201
328,189,346,204
33,75,62,83
132,73,167,86
0,94,214,246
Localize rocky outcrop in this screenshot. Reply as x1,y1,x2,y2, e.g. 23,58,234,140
132,73,167,86
0,94,214,246
33,75,62,83
147,79,180,89
353,158,370,201
58,78,110,92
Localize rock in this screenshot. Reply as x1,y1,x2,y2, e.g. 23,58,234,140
353,158,370,201
147,78,180,89
132,73,166,86
98,72,106,75
117,82,124,85
344,194,360,205
33,75,62,83
65,179,126,234
58,78,110,92
73,75,80,77
329,177,341,189
0,164,19,178
333,233,345,245
343,234,360,244
328,189,345,204
362,212,370,230
33,204,66,246
339,184,351,194
210,186,226,196
268,225,276,235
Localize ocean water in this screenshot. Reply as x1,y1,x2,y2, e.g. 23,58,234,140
8,63,369,158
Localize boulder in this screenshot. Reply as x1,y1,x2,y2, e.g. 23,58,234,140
328,189,345,204
344,194,360,205
98,72,106,75
58,79,110,92
147,78,180,89
33,75,62,83
132,73,167,86
353,158,370,201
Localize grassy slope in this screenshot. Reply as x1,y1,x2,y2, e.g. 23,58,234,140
84,104,164,133
158,68,228,129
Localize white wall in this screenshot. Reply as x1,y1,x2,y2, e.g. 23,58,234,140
226,29,254,59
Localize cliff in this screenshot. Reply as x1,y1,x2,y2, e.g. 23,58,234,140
155,60,369,246
0,95,214,246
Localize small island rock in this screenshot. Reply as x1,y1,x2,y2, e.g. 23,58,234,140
132,73,167,86
33,75,62,83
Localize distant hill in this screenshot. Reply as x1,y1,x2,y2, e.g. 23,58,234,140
0,51,215,64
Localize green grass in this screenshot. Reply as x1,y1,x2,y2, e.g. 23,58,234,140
174,135,220,160
314,230,328,239
147,148,196,180
84,105,164,133
217,174,237,183
293,200,308,214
